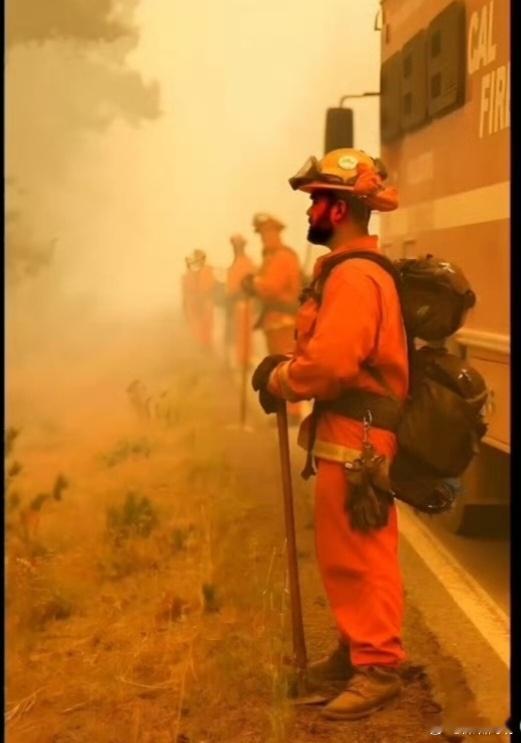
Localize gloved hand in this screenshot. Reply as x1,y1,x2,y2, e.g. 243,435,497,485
241,274,256,296
251,354,288,391
251,354,288,415
258,387,279,415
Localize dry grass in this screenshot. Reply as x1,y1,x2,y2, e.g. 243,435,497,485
6,324,457,743
5,350,297,743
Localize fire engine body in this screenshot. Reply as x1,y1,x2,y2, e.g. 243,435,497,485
378,0,510,526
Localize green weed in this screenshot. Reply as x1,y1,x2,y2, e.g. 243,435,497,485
202,582,220,613
106,491,159,543
4,427,69,549
100,437,152,468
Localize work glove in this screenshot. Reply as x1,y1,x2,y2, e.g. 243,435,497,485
251,354,288,415
257,387,279,415
344,443,394,532
241,273,256,296
252,354,288,391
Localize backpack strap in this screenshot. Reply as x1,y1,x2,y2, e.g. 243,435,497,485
303,250,402,306
305,250,412,391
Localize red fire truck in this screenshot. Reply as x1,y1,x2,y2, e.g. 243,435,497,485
378,0,510,532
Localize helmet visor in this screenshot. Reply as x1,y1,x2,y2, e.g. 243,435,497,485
288,155,355,191
289,156,326,190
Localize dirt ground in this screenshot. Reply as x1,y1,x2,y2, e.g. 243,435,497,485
5,314,494,742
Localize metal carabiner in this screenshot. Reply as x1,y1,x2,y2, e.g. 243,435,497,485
362,409,373,445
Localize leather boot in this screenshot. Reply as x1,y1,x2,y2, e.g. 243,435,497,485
306,643,354,688
321,665,401,720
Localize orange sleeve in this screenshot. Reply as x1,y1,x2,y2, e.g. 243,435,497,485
253,251,293,301
226,265,237,295
227,256,255,296
269,265,381,400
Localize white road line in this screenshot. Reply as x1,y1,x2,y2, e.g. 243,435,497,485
397,503,510,667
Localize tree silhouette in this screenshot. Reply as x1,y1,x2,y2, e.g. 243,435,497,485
7,0,136,48
6,0,160,126
6,1,161,285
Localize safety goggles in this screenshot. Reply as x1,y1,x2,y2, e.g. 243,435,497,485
288,156,357,191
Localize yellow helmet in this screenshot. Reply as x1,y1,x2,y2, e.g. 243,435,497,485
289,148,398,212
252,213,285,233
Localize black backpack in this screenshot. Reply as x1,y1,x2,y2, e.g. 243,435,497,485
306,251,488,515
395,254,477,341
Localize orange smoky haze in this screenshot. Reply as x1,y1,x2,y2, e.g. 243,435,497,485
6,0,381,424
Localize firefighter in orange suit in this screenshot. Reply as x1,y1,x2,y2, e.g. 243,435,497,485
242,213,302,423
226,234,255,370
181,249,215,351
252,149,408,720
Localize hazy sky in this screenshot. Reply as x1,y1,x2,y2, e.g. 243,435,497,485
8,0,382,316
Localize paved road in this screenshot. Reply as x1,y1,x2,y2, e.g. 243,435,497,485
417,512,510,616
397,505,510,733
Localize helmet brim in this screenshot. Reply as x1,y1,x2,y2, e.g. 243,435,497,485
253,222,285,232
291,180,357,194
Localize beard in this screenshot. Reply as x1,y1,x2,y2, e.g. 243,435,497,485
307,222,334,246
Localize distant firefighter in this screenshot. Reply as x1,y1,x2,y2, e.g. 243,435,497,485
226,234,255,370
241,213,302,423
181,249,215,351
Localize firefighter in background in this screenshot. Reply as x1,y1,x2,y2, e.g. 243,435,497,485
226,234,255,371
181,249,215,351
252,150,407,720
241,213,302,424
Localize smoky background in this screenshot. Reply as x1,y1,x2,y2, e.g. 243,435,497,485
6,0,381,428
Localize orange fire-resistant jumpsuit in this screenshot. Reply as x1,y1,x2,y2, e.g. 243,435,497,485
227,253,256,367
268,235,408,668
181,265,215,350
253,243,302,418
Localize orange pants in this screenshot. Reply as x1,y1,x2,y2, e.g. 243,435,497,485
315,458,405,668
265,326,301,419
188,308,214,351
234,300,253,368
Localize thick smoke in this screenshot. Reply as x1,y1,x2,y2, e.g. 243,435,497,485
6,0,380,424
